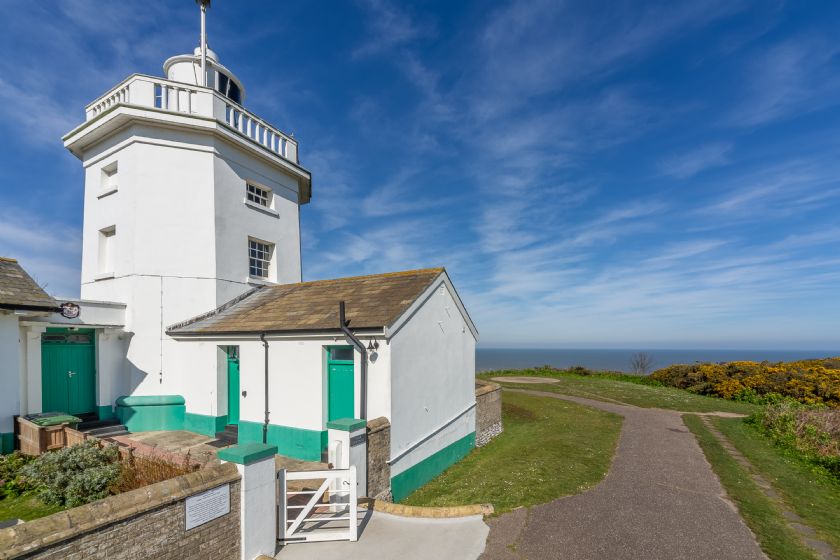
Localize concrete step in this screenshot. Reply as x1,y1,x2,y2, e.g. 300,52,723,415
85,424,129,437
78,418,121,431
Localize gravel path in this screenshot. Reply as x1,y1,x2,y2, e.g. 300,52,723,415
480,388,767,560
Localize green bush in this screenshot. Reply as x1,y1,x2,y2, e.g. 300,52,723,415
748,401,840,481
0,452,35,499
23,441,122,507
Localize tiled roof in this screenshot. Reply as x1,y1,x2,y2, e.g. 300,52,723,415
0,257,59,311
167,268,445,335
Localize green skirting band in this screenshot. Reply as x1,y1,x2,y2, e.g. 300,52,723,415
184,412,228,437
391,432,476,502
0,432,13,455
238,420,326,462
97,405,116,421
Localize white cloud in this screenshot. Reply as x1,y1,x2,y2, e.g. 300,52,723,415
659,143,733,179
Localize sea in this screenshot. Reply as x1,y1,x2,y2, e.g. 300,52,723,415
476,348,839,374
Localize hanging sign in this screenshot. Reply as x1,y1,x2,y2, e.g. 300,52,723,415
60,302,81,319
185,484,230,530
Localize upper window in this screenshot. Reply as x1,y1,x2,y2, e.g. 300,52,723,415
98,226,116,275
101,162,118,191
246,183,271,208
216,72,242,104
248,238,273,278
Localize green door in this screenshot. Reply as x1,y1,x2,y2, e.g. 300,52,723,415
41,329,96,415
227,351,240,425
327,347,354,421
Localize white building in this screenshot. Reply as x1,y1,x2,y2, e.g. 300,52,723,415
0,21,478,501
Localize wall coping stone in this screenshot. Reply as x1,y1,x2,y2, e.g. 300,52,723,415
366,416,390,433
115,394,186,406
475,379,501,397
326,418,366,432
217,442,278,465
0,462,239,559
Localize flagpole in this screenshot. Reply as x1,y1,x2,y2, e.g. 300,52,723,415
198,0,210,87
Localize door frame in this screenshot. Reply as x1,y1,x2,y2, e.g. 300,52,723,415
40,327,97,416
325,345,355,422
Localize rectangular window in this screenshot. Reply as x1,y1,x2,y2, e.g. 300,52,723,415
154,84,163,109
246,183,271,207
101,161,118,191
98,226,116,274
248,238,273,278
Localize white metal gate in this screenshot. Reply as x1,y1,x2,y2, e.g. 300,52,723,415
277,466,359,544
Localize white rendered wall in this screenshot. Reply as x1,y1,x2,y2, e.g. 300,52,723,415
388,281,477,478
0,314,21,434
76,121,303,403
171,334,391,430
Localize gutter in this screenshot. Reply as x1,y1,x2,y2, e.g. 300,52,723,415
339,301,367,420
260,332,270,444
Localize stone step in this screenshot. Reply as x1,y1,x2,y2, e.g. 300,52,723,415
85,424,129,437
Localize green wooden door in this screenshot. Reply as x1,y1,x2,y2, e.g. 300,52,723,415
41,330,96,415
227,354,240,425
327,347,355,421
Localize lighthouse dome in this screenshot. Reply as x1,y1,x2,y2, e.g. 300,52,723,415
162,47,245,105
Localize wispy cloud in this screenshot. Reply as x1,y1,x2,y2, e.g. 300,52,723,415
352,0,435,58
659,142,733,179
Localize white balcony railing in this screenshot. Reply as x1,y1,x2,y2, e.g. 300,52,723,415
84,75,298,163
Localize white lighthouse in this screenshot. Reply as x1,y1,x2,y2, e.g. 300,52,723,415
62,8,312,400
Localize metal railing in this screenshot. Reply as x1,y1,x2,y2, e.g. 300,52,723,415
84,74,298,163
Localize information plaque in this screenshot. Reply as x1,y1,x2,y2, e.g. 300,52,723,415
185,484,230,530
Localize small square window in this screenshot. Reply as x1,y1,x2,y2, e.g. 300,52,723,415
98,226,116,274
246,183,271,207
248,238,273,278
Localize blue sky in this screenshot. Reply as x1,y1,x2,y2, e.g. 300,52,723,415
0,1,839,350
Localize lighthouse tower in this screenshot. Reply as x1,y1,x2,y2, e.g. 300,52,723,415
62,4,311,398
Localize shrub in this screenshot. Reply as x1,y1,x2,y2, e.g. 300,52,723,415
23,440,122,507
114,449,196,493
748,401,840,480
0,452,35,499
650,358,840,407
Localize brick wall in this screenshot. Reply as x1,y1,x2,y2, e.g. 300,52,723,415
366,417,391,501
1,463,241,560
475,380,503,447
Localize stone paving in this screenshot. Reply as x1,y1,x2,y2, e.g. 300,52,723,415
480,388,767,560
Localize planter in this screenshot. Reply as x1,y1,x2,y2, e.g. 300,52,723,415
17,414,81,456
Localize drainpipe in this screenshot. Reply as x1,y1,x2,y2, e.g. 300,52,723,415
260,332,269,444
338,301,367,420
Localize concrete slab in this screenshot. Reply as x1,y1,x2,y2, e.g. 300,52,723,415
275,511,489,560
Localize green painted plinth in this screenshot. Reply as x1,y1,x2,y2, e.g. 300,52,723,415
392,432,476,502
218,442,278,465
326,418,366,432
0,432,13,455
115,394,186,432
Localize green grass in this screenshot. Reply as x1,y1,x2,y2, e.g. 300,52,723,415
683,415,818,560
714,417,840,554
488,367,757,413
0,493,63,522
402,391,622,513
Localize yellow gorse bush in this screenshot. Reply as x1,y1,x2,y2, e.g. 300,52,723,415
650,358,840,407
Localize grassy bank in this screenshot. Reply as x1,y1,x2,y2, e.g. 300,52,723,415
683,415,818,560
0,493,63,522
715,417,840,554
402,391,622,513
487,367,756,413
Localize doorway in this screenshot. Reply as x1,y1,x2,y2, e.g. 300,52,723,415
327,346,355,421
41,328,96,415
227,346,240,426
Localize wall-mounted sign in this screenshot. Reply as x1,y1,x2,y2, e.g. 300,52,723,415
185,484,230,530
60,302,80,319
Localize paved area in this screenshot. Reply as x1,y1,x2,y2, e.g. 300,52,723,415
481,387,767,560
275,511,489,560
